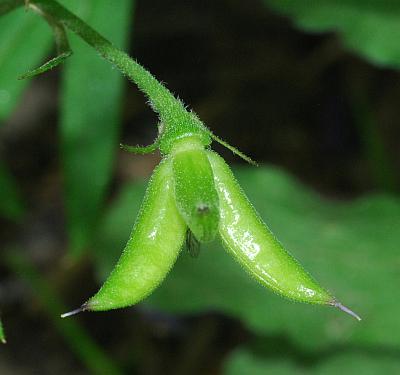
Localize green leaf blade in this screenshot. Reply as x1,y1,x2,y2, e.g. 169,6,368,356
0,6,55,220
0,7,53,120
225,348,400,375
0,318,5,344
263,0,400,68
60,0,134,256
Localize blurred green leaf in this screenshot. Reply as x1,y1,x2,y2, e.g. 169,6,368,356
0,160,24,221
0,317,5,344
0,7,54,220
0,7,52,120
225,348,400,374
94,165,400,350
263,0,400,68
60,0,133,256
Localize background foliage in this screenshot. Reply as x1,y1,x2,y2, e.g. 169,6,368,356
0,0,399,374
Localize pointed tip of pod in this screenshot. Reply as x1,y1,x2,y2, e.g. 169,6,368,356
60,302,89,318
1,338,6,344
331,301,362,321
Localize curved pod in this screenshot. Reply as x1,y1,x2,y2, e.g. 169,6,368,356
207,151,334,305
172,137,219,242
86,157,186,311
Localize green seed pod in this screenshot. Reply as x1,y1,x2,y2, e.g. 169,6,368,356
63,145,359,320
172,137,219,242
77,157,186,312
207,151,360,318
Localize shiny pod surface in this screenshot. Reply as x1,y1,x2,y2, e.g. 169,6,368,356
86,157,187,311
172,137,219,243
207,151,334,304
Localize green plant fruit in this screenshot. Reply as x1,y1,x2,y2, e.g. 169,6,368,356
207,151,333,304
172,137,219,243
83,157,186,311
63,138,360,320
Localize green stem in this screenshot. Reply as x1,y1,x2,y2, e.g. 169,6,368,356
23,0,186,124
2,0,255,162
6,252,123,375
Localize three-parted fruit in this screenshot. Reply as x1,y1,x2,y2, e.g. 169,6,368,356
63,135,360,321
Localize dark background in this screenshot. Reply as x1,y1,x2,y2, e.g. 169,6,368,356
1,0,399,374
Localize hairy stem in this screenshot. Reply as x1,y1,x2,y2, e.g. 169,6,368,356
8,0,186,120
3,0,255,163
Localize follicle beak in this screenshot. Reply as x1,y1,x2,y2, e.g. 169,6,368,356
331,301,362,321
60,303,88,318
